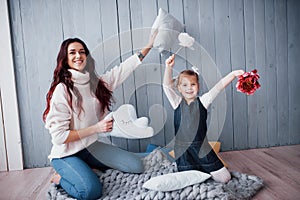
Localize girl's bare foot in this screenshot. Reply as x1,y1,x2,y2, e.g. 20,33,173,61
50,172,61,185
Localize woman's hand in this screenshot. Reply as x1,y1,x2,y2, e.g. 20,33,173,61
63,117,113,143
165,54,175,68
138,30,158,61
95,118,113,133
146,29,158,48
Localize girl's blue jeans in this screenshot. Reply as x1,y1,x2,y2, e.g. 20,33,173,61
51,141,144,200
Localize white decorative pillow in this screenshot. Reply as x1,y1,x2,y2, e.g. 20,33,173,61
98,104,154,140
151,8,184,53
142,170,211,192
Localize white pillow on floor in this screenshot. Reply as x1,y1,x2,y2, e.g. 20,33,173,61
143,170,211,192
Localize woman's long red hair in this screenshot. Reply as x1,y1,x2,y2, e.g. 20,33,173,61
43,38,113,122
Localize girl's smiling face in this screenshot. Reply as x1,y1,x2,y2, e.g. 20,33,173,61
67,42,87,71
177,75,199,104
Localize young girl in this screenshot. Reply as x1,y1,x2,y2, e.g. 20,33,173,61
43,35,155,200
163,54,244,183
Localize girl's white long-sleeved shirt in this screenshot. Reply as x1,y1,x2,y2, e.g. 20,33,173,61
163,66,237,110
163,77,222,110
45,54,141,160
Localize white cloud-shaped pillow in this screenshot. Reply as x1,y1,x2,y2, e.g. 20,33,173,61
98,104,154,140
151,8,184,53
142,170,211,192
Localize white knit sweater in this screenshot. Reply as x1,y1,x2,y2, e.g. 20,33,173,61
45,54,141,160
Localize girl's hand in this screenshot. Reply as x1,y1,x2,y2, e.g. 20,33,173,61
166,54,175,68
95,118,113,133
232,69,245,78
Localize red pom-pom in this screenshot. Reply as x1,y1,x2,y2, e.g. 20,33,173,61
236,69,261,95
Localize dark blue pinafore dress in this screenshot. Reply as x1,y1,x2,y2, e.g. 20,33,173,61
174,98,224,173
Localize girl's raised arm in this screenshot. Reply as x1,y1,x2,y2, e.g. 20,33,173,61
163,54,181,109
201,70,244,109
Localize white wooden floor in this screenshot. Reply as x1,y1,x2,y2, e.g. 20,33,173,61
0,145,299,200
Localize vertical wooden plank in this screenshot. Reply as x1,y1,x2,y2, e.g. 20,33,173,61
83,0,106,82
183,0,201,83
82,0,103,50
169,0,186,71
33,0,64,106
19,0,42,167
98,0,128,148
9,0,33,168
137,0,166,151
117,0,135,106
274,0,289,145
10,0,63,168
116,0,137,151
214,0,235,150
183,0,200,42
244,0,258,148
0,0,23,170
199,0,222,143
129,0,164,151
155,0,169,150
84,0,106,75
165,0,185,148
0,92,8,171
275,0,289,146
254,0,268,148
287,0,300,144
60,0,86,39
18,0,63,167
36,0,64,167
129,0,145,152
99,0,121,68
265,0,278,146
130,0,151,151
145,1,166,148
36,0,64,83
199,0,216,59
198,0,228,149
229,0,248,149
182,0,205,95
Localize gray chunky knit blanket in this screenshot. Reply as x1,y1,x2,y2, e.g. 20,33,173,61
47,149,263,200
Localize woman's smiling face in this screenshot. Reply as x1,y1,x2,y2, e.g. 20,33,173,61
67,42,87,71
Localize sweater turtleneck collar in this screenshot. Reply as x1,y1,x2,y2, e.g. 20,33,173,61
68,69,90,85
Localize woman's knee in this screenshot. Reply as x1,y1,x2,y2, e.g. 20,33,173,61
123,156,144,173
75,179,102,200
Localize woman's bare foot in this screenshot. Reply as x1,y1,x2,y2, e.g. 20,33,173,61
50,172,61,185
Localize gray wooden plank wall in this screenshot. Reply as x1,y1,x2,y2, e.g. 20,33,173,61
8,0,300,168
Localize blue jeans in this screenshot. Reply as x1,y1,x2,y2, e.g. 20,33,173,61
51,142,143,200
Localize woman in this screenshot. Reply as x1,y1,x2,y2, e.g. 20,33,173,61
43,33,156,200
